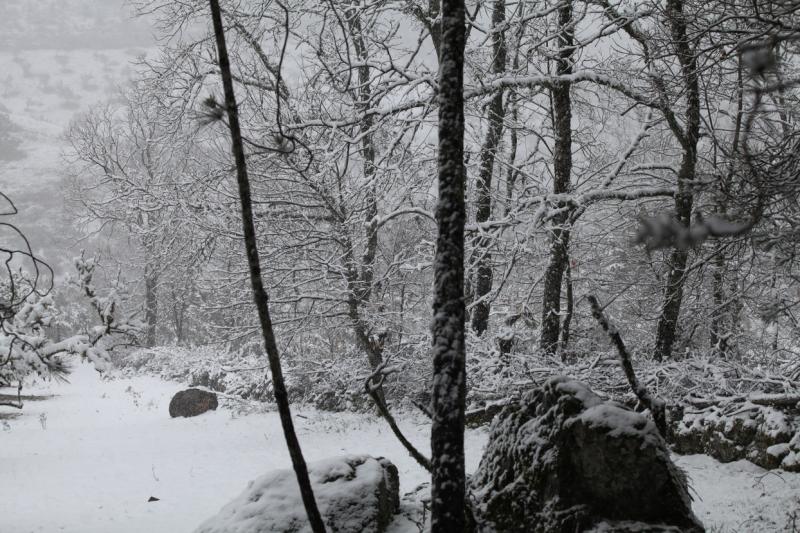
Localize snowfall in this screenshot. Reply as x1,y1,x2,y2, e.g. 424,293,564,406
1,361,799,533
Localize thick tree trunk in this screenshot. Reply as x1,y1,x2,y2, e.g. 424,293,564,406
654,247,690,359
430,0,467,530
540,228,570,353
653,0,700,361
539,1,574,355
470,0,506,336
559,258,573,354
144,264,158,348
207,2,326,531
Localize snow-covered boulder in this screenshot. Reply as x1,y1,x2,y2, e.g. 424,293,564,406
168,388,218,418
671,404,796,469
470,376,703,532
194,455,400,533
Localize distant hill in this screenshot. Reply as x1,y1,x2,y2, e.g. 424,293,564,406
0,1,157,276
0,0,153,51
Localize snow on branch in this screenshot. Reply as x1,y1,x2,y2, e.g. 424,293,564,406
0,253,140,402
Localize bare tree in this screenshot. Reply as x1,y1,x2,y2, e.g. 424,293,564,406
207,1,325,530
470,0,507,336
539,1,576,355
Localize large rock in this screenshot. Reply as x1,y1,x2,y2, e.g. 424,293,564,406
195,455,400,533
168,388,218,418
470,376,703,532
671,404,797,469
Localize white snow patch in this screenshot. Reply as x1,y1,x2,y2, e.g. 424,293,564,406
2,364,799,532
675,454,800,532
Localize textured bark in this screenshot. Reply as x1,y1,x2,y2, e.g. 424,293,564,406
430,0,467,530
559,258,573,354
470,0,506,336
144,264,158,348
653,0,700,361
539,2,574,355
207,2,326,531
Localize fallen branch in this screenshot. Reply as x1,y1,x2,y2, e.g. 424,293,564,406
365,363,432,472
587,294,667,437
464,400,514,428
686,393,800,409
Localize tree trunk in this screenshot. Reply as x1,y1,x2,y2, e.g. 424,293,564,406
710,252,726,355
559,258,573,354
144,264,158,348
653,0,700,361
470,0,506,336
345,5,384,378
430,0,467,530
539,1,574,355
207,2,326,531
171,288,186,345
654,248,690,359
540,229,570,353
710,61,743,358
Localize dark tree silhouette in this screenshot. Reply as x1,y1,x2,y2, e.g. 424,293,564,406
207,1,325,531
430,0,468,530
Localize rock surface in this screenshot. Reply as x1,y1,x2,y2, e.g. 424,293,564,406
470,376,704,532
194,455,400,533
671,403,800,471
168,388,218,418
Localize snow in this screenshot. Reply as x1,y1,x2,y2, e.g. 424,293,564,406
0,361,486,533
2,362,799,532
675,454,800,532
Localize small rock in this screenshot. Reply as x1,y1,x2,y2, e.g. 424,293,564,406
169,388,218,418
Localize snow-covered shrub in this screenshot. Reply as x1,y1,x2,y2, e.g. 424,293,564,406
0,256,135,394
116,341,433,413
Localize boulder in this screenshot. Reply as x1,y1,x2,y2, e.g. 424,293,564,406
671,404,796,469
195,455,400,533
470,376,703,533
168,388,219,418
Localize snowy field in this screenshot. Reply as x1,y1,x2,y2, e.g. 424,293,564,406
1,362,799,533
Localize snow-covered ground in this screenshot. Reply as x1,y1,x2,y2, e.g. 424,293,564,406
0,362,485,533
1,362,799,533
